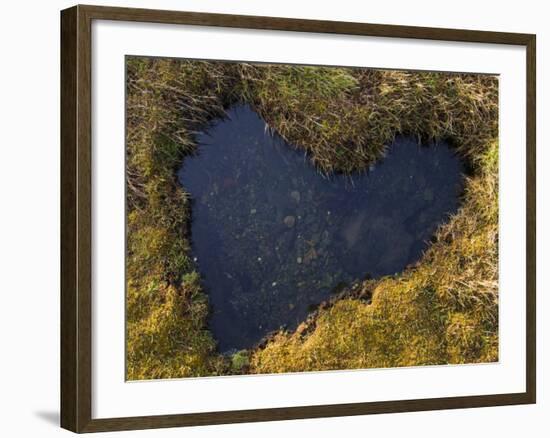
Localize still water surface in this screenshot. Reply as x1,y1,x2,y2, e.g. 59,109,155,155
178,105,464,352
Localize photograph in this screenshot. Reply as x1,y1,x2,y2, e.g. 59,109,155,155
0,0,543,435
125,57,499,380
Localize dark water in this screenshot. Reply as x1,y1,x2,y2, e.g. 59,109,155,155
178,105,464,352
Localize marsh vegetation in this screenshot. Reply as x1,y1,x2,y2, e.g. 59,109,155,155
126,58,498,379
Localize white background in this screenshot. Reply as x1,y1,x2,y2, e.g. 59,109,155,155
0,0,546,436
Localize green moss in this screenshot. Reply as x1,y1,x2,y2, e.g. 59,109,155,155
230,350,250,373
125,56,499,379
126,272,225,380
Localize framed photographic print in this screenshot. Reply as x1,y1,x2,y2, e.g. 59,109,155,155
60,4,536,433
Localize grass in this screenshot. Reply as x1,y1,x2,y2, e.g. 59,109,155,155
125,57,498,379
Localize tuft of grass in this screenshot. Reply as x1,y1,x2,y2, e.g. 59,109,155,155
230,350,251,373
238,67,497,175
125,56,499,379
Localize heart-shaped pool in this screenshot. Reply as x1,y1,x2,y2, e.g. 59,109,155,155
178,105,465,352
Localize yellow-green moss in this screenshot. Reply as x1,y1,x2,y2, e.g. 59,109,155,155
125,57,498,379
125,58,231,379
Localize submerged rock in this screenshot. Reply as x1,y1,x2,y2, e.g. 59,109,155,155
283,215,296,228
341,211,367,249
423,188,435,202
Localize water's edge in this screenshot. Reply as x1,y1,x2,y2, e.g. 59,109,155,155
178,105,465,352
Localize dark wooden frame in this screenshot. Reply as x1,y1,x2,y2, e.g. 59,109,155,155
61,4,536,433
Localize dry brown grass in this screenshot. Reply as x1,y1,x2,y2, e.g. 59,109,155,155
125,56,498,379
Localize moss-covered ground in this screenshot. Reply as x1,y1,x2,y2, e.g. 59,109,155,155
126,57,498,379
